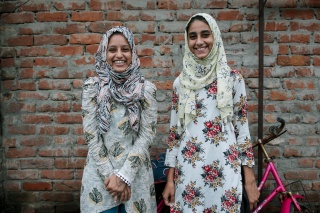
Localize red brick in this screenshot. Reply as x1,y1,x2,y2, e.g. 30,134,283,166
55,180,82,191
41,192,74,202
53,1,86,10
153,80,173,90
54,159,85,169
23,182,52,191
89,0,122,11
73,147,88,157
86,44,99,54
1,12,34,24
124,0,156,9
71,11,104,22
34,35,67,46
88,21,122,33
21,114,52,124
282,9,314,19
157,0,191,9
20,137,51,147
53,23,86,34
284,170,318,180
72,79,83,89
269,90,295,101
8,125,36,135
41,170,74,180
52,46,83,56
7,36,33,46
34,58,68,67
265,21,288,31
36,12,68,22
298,158,314,168
39,126,70,135
277,55,311,66
70,33,101,45
217,10,245,21
2,138,17,148
7,192,39,202
18,47,48,57
54,114,82,124
19,68,34,79
4,181,20,191
38,79,71,90
1,58,15,68
72,126,84,135
17,91,49,100
290,21,320,31
7,170,38,180
37,102,71,112
106,11,139,21
20,58,34,68
39,148,72,157
19,2,49,11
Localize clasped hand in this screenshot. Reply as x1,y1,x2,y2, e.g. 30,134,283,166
104,175,131,203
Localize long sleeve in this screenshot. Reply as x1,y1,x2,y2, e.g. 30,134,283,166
117,81,158,184
81,77,114,180
164,77,183,167
232,71,255,167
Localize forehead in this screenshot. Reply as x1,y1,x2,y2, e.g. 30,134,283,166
188,20,211,33
108,33,130,46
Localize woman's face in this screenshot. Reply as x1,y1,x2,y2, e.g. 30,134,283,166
187,20,214,59
106,34,132,72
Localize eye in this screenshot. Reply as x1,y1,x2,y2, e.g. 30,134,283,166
188,33,197,40
201,31,211,38
122,47,131,52
108,47,116,53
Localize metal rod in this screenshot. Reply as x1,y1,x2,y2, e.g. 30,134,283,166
258,0,265,184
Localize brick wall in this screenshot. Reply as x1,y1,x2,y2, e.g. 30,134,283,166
0,0,319,212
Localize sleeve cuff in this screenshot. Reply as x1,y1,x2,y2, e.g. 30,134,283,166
115,170,131,186
164,148,178,167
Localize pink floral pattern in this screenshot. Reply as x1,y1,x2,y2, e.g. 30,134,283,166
220,187,241,213
181,137,204,168
182,181,204,211
201,160,224,189
205,79,218,99
202,117,226,146
223,144,240,172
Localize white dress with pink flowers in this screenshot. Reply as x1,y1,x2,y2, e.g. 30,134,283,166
165,70,255,213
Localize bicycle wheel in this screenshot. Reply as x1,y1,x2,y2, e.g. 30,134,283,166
290,203,313,213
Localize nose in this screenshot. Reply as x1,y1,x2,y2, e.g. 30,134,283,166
115,49,123,58
195,37,203,45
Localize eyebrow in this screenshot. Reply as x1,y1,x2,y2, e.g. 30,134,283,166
188,30,211,35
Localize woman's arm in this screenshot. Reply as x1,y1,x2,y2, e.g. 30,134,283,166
82,77,114,180
116,81,158,184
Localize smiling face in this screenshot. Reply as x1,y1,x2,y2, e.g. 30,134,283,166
187,20,214,59
106,33,132,73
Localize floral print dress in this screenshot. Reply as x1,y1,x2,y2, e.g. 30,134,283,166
80,77,157,213
165,70,255,213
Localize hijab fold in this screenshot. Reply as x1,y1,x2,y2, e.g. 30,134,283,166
95,26,145,134
178,13,233,133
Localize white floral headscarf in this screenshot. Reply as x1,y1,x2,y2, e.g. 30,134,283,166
178,13,233,132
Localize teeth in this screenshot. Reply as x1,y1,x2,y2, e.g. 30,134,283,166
114,61,125,64
196,47,206,50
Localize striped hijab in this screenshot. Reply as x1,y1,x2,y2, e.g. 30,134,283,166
95,26,145,134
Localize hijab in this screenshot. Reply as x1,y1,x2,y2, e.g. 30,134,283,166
95,26,145,134
178,13,233,133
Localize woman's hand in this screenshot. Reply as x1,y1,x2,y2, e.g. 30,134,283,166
119,185,131,202
242,166,260,210
162,180,175,206
104,175,127,202
162,167,176,206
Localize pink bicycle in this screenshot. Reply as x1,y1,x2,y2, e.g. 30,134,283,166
252,117,314,213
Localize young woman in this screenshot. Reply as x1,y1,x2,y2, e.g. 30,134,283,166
162,13,260,213
80,26,157,213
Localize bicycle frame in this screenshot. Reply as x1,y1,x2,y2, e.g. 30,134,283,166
252,139,302,213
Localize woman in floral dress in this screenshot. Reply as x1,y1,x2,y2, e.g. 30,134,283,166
162,13,260,213
80,26,157,213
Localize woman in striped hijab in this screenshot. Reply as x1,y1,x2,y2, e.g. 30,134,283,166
80,26,158,213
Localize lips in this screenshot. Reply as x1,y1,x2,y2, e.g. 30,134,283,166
114,60,125,65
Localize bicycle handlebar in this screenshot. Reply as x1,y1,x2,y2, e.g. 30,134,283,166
252,117,287,148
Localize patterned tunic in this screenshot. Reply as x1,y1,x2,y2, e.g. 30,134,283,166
165,70,255,213
80,77,157,213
